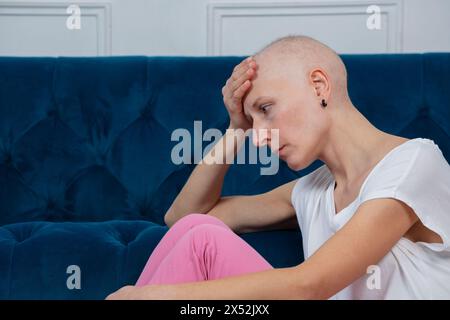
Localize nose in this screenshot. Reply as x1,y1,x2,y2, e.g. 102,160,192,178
251,126,270,148
251,125,280,154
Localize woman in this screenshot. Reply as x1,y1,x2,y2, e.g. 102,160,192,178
107,35,450,299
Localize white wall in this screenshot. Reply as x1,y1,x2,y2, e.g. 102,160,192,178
0,0,449,56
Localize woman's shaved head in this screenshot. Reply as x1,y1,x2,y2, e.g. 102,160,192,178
241,35,354,170
254,35,349,102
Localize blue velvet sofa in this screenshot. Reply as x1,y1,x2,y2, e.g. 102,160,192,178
0,53,449,299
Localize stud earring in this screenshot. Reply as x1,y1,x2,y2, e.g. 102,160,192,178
321,99,328,107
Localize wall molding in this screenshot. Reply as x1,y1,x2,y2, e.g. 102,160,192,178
0,1,112,56
207,1,404,55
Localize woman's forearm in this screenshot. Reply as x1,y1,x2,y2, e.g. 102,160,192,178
164,125,247,227
141,266,316,300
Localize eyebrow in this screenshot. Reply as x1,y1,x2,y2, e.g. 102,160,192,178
244,96,271,122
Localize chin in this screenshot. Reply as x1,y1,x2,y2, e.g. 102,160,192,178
285,159,304,171
285,154,314,171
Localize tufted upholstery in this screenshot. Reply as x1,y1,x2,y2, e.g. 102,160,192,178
0,53,449,299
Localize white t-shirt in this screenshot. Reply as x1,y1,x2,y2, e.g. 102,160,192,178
291,138,450,299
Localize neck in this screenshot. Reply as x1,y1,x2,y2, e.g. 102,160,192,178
318,101,398,190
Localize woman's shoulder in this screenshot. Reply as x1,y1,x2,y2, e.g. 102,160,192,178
365,137,449,187
359,137,450,250
406,138,449,167
390,137,444,159
359,137,450,203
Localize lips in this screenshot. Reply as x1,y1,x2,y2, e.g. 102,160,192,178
277,145,287,156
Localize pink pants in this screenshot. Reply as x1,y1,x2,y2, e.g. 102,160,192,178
135,213,273,286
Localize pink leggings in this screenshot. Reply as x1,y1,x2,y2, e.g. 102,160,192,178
135,213,273,286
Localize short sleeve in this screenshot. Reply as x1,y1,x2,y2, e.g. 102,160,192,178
291,165,332,234
290,177,304,232
359,140,450,251
290,177,302,209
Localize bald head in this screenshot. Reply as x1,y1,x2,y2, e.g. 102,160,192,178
254,35,349,101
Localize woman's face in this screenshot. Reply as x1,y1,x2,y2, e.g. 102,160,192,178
243,61,331,171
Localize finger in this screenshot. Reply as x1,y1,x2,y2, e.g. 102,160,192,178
223,71,245,98
232,57,253,80
232,63,254,82
223,60,255,97
231,67,255,92
222,78,232,96
237,56,253,70
233,60,257,84
232,80,252,101
233,57,256,79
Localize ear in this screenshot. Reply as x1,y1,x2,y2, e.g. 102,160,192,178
309,68,331,101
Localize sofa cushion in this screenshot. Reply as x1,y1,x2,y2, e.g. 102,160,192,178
0,57,303,226
0,220,302,299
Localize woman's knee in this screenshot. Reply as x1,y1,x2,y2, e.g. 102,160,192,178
172,212,229,232
185,223,234,244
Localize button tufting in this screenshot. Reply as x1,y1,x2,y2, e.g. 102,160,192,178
418,107,429,117
139,107,154,121
2,152,12,165
95,152,107,165
47,109,57,117
138,207,147,216
115,230,137,246
46,200,56,210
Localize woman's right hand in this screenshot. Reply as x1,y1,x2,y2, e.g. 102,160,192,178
222,56,257,131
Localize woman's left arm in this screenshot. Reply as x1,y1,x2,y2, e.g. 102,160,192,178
106,198,418,300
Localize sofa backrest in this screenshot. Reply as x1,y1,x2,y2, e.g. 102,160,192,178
0,54,449,226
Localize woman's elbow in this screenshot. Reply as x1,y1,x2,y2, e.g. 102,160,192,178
290,266,333,300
